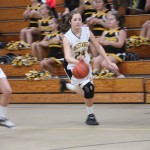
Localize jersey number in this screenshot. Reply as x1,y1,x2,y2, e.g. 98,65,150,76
75,50,86,59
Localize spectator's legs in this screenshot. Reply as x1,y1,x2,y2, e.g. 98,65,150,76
20,28,27,42
40,58,56,75
101,55,122,76
37,41,50,61
146,22,150,40
26,28,40,45
31,42,39,59
140,20,149,38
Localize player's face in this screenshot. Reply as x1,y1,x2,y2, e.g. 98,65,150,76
94,0,105,10
70,13,82,29
107,14,119,28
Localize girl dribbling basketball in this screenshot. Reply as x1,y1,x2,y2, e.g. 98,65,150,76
60,11,118,125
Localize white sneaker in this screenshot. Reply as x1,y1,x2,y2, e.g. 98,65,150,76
0,117,16,129
117,74,125,78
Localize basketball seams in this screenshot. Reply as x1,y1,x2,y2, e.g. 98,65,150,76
73,61,89,79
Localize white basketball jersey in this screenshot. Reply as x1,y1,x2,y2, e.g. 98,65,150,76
64,27,91,70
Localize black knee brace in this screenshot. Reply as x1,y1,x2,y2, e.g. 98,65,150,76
82,82,95,99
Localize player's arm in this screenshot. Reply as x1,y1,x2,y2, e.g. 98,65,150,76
89,31,119,70
63,36,79,64
78,0,85,15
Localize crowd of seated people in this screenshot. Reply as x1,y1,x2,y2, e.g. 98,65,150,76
17,0,150,78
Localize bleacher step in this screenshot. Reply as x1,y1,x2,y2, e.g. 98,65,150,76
2,78,144,103
145,78,150,103
10,93,144,104
8,78,144,93
1,60,150,77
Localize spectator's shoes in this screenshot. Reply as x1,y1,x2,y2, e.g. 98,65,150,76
0,117,16,129
86,114,99,125
117,74,125,78
60,79,68,92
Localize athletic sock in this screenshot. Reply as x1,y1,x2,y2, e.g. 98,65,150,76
86,106,94,115
0,106,8,118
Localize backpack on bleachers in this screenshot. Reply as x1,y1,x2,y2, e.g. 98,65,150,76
125,52,140,61
0,53,16,64
0,42,6,49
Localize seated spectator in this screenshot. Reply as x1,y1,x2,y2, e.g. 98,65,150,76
112,0,129,15
86,0,110,57
140,20,150,40
93,12,127,78
39,19,64,76
31,3,54,60
32,18,63,63
79,0,96,23
44,0,58,18
62,0,80,16
20,0,42,46
37,3,53,39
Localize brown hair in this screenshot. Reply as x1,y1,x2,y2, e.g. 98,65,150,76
109,12,124,27
59,11,81,33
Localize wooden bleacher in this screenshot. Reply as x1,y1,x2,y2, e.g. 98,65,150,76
124,14,150,29
0,49,31,56
126,29,141,37
124,14,150,58
126,45,150,58
145,78,150,103
0,60,150,77
0,0,150,104
0,21,28,33
6,78,144,103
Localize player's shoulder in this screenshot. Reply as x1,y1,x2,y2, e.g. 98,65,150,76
81,26,90,34
64,29,72,36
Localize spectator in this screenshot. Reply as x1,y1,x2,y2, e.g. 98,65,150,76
93,12,127,78
86,0,110,57
20,0,42,46
62,0,80,16
46,0,58,18
31,3,54,60
112,0,130,15
39,18,63,76
78,0,96,22
32,18,63,65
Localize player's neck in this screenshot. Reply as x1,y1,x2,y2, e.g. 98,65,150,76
71,28,81,37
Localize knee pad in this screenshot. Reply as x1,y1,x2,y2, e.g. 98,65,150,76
82,82,94,99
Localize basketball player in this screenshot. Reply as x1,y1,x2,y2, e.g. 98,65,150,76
60,11,118,125
0,68,16,128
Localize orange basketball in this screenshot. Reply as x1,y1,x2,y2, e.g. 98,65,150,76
73,60,89,79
